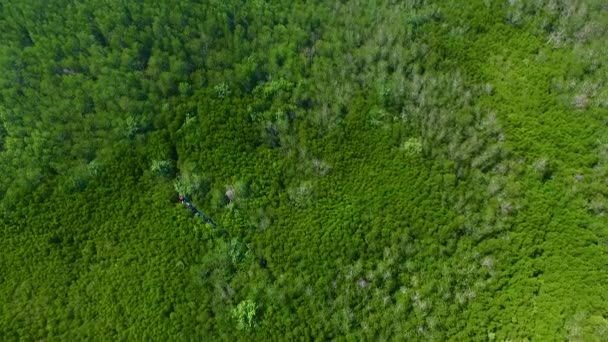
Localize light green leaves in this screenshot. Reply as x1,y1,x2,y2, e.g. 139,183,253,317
400,137,423,155
173,173,209,197
214,82,230,99
124,115,140,138
151,160,173,177
232,299,257,330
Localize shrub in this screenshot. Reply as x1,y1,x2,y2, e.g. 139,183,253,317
123,115,140,138
173,173,209,197
151,160,173,177
178,82,192,97
214,82,230,99
232,299,257,330
288,182,313,207
401,137,423,155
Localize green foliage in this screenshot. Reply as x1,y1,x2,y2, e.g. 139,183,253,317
400,137,423,155
178,82,192,97
232,299,257,330
2,0,608,340
123,115,141,139
227,238,250,266
173,173,209,197
214,83,230,99
254,78,294,99
150,160,173,177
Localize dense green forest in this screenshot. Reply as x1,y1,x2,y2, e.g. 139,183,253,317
1,0,608,340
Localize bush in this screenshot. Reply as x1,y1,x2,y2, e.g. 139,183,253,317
214,82,230,99
178,82,192,97
173,173,210,197
288,182,313,207
400,137,423,155
123,115,141,138
151,160,173,177
232,299,257,330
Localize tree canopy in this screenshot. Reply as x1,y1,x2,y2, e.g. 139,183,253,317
2,0,608,340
